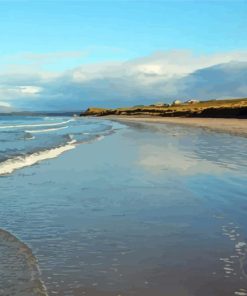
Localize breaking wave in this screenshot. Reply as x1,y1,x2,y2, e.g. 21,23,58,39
0,140,76,175
25,126,69,133
0,119,74,129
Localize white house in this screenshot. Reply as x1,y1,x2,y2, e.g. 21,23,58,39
186,99,200,104
150,102,169,107
172,100,182,105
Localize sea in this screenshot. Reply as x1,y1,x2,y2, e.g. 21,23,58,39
0,115,119,175
0,115,247,296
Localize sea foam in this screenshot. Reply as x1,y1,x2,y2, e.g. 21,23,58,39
0,140,76,175
25,125,68,133
0,119,74,129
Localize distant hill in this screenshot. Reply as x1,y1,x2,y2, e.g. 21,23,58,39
80,98,247,119
0,110,80,116
0,105,16,113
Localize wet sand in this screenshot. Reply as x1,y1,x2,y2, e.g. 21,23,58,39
0,119,247,295
0,228,47,296
105,116,247,137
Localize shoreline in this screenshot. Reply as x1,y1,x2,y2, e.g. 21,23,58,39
104,115,247,137
1,119,247,295
0,228,47,296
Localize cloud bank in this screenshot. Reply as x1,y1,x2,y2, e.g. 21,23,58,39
0,50,246,111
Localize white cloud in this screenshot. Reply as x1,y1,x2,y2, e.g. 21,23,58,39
19,86,42,95
122,50,247,77
0,101,11,107
0,85,43,103
0,50,246,110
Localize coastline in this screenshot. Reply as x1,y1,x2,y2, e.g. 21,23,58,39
104,115,247,137
0,119,247,295
0,228,47,296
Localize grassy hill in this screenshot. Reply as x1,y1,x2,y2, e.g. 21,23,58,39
80,98,247,118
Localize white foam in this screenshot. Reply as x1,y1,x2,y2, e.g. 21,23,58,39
236,242,246,249
84,135,105,144
234,292,247,296
96,135,105,142
25,126,68,133
0,119,74,129
26,135,35,140
0,140,76,175
220,258,233,263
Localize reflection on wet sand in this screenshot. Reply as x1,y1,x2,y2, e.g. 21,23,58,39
0,228,47,296
0,120,247,295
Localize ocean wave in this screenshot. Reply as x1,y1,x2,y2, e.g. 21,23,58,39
26,135,35,140
76,134,105,145
95,135,105,142
0,119,74,129
0,140,76,175
25,125,68,133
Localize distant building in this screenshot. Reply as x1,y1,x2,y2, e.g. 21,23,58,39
152,102,169,107
172,100,182,106
186,99,200,104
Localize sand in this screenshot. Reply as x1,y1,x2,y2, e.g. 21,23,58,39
1,118,247,295
105,116,247,137
0,229,47,296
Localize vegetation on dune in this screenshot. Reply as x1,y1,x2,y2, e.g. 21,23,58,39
80,98,247,118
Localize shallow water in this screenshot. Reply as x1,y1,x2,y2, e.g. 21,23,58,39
0,229,47,296
0,118,247,296
0,115,117,174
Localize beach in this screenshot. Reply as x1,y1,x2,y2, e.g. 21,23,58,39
0,117,247,295
0,229,47,296
105,116,247,137
1,1,247,294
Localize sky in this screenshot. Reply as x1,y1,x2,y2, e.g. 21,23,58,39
0,0,246,111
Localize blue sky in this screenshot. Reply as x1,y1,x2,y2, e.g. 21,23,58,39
0,0,246,110
1,1,246,66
